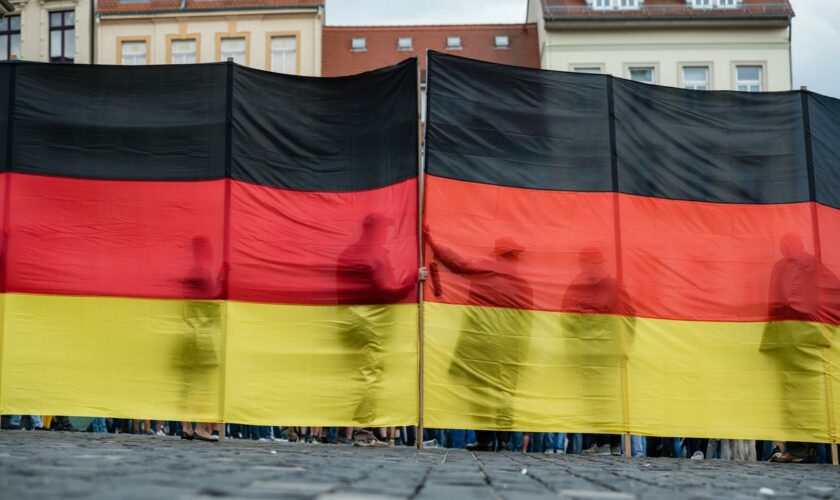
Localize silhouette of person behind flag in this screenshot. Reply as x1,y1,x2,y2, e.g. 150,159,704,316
561,247,635,453
425,227,533,438
336,214,418,425
762,233,839,462
179,235,224,442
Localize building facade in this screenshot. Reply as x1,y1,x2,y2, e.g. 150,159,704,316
323,24,540,119
96,0,323,75
529,0,794,91
1,0,93,63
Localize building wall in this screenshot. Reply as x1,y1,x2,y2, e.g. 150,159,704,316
97,9,322,75
543,26,792,90
11,0,93,63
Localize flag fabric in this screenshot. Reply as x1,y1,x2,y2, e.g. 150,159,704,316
0,60,419,427
423,51,840,442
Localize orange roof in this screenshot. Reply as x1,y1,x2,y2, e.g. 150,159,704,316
98,0,321,15
541,0,793,20
323,24,540,78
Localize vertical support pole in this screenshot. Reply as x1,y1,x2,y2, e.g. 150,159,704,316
0,62,16,424
217,61,235,443
802,86,837,463
607,76,632,459
416,56,425,450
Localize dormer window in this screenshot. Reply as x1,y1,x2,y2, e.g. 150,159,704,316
446,36,462,50
590,0,641,10
689,0,739,8
351,38,366,51
495,35,510,49
397,37,412,51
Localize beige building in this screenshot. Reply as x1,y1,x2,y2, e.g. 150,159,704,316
96,0,323,75
528,0,794,91
1,0,93,62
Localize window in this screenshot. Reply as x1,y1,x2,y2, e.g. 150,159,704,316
592,0,612,9
494,35,509,49
572,66,603,74
736,65,762,92
220,37,246,64
591,0,640,9
172,39,197,64
397,37,412,51
49,10,75,63
629,66,654,84
121,41,147,65
690,0,738,8
0,15,21,61
683,66,709,90
446,36,462,50
618,0,639,8
270,36,296,74
351,38,366,51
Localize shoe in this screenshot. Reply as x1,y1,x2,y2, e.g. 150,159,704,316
465,442,480,451
156,430,166,436
33,426,48,431
581,445,599,455
388,439,396,447
422,439,440,449
194,432,219,443
337,436,353,445
181,431,194,441
369,439,390,448
258,438,268,442
769,452,804,463
691,451,704,460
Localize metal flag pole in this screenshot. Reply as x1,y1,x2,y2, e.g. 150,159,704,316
416,55,426,450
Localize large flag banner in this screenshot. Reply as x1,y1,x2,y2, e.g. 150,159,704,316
0,59,419,427
423,52,840,442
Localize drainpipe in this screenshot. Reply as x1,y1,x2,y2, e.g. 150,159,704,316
91,0,96,63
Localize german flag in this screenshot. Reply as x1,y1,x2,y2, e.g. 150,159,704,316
423,52,840,442
0,60,419,427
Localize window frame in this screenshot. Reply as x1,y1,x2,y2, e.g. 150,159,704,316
350,37,366,51
570,63,605,74
733,62,766,92
397,37,412,51
117,36,150,65
49,9,75,63
166,33,201,64
679,63,713,90
215,32,250,66
445,36,462,50
266,32,299,74
625,63,658,84
0,14,21,61
591,0,613,10
494,35,510,49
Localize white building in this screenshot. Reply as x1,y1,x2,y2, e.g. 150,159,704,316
528,0,794,91
1,0,93,63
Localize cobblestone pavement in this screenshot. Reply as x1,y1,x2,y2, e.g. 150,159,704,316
1,432,839,499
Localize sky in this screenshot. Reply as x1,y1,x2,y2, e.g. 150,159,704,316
326,0,840,98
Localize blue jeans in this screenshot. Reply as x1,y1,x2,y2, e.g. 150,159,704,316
619,435,647,457
507,432,524,451
91,418,107,433
248,425,272,440
543,432,566,453
9,415,42,428
424,428,447,447
448,429,466,449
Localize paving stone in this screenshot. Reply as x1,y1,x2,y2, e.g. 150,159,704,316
1,432,839,499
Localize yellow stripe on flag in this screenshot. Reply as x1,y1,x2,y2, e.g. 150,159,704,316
0,293,418,426
424,302,840,442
